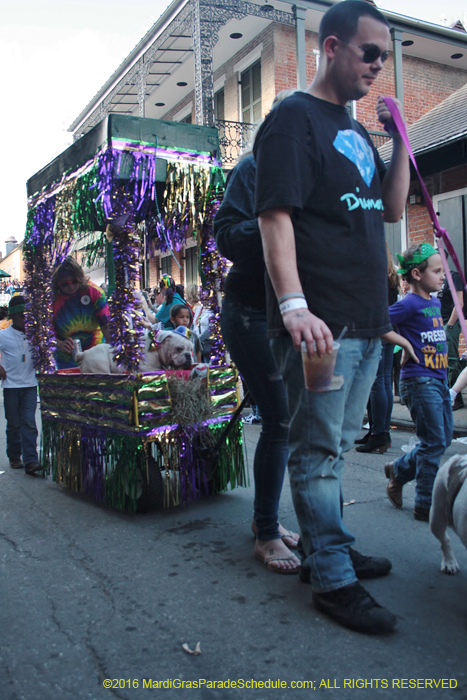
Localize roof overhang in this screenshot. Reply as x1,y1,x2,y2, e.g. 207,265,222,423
69,0,467,137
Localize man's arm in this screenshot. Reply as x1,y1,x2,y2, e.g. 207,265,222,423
376,97,410,224
258,208,333,357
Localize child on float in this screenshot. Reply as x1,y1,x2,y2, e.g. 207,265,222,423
169,304,201,362
0,295,41,475
384,243,453,522
156,276,187,330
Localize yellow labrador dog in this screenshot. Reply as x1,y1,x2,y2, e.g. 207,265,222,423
430,454,467,574
75,330,195,373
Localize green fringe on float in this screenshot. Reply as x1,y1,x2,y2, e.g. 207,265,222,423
40,417,247,514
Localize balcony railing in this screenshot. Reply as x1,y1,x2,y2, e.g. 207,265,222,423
368,130,392,149
216,122,391,168
216,120,256,167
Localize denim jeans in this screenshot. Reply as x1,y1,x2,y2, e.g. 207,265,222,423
271,335,381,592
446,321,462,386
4,387,39,465
221,297,289,541
393,376,453,509
369,342,394,435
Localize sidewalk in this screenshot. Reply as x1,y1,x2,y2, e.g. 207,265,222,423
390,394,467,437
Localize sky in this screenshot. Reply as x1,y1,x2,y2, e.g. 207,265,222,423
1,0,467,259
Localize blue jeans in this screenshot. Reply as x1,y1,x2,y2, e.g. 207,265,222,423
272,336,381,592
221,297,289,541
393,376,453,509
4,387,39,465
369,342,394,435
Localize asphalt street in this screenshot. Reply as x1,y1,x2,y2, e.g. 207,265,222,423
1,400,467,700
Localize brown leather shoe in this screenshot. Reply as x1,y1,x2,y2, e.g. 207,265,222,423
384,462,403,508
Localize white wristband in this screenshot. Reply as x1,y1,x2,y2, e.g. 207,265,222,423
279,298,308,315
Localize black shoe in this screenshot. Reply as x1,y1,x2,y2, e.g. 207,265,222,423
313,582,397,634
349,548,392,579
300,547,392,583
413,506,430,522
25,461,42,476
355,433,389,454
452,395,464,411
354,431,370,445
10,459,24,469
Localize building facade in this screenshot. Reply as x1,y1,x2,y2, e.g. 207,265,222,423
68,0,467,287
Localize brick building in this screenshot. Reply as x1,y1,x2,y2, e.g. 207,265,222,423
68,0,467,288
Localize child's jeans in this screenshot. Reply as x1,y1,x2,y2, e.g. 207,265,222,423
392,376,453,509
4,387,39,465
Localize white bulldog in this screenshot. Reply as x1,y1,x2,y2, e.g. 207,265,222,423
75,330,195,374
430,454,467,574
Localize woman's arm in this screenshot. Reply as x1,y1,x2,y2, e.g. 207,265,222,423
380,330,419,365
214,156,264,265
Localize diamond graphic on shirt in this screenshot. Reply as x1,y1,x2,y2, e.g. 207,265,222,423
333,130,375,187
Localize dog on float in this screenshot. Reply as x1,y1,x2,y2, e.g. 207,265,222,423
430,454,467,574
75,328,195,374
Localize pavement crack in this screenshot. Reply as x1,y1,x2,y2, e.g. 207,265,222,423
0,531,25,555
47,594,75,645
85,633,128,700
67,544,117,612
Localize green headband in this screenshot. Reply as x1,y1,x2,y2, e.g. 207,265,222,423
396,243,438,275
8,304,25,318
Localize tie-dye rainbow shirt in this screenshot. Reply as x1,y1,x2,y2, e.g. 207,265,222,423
53,282,110,369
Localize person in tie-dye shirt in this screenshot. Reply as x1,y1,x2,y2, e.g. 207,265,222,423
52,257,110,369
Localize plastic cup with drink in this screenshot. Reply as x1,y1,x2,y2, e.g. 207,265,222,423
301,340,340,392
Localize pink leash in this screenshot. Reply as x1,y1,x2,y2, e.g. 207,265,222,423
381,96,467,344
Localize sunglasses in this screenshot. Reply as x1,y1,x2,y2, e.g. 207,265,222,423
335,36,389,64
59,279,79,288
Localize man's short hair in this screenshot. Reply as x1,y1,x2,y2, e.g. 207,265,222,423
319,0,390,49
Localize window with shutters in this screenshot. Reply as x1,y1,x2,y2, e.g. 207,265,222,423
160,255,172,277
214,88,225,121
346,101,357,119
241,61,262,124
434,188,467,272
185,246,198,286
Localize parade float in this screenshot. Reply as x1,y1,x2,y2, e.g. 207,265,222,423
25,114,246,512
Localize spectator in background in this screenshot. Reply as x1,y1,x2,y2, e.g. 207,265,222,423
0,295,41,475
437,256,465,410
186,283,213,363
0,306,12,330
355,242,399,453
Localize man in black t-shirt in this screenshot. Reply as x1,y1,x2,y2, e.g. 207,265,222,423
438,269,465,407
254,1,410,634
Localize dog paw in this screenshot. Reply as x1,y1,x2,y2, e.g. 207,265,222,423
441,558,460,575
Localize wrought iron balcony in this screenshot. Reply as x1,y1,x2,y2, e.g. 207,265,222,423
215,122,391,168
368,130,392,149
216,120,256,167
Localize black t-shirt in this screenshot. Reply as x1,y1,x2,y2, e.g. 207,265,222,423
214,155,266,309
438,270,464,323
254,92,391,339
